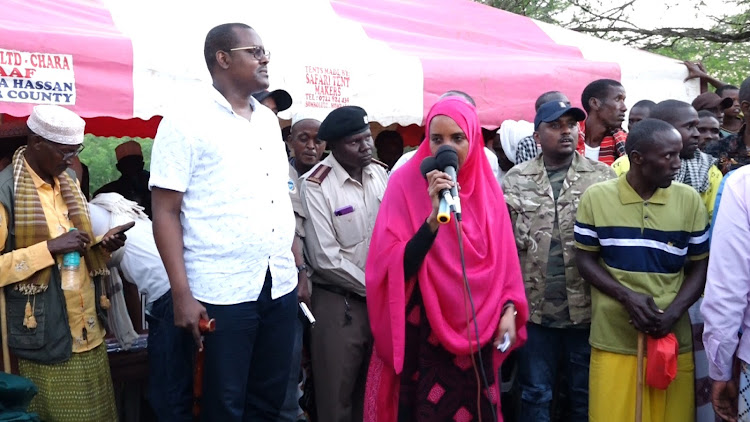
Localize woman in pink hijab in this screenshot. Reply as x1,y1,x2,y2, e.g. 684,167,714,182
365,96,529,421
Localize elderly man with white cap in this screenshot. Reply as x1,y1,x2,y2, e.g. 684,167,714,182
0,105,129,421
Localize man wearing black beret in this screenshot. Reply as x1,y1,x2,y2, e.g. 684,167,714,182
298,105,388,422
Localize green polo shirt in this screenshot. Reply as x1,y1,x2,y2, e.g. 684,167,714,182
574,176,709,355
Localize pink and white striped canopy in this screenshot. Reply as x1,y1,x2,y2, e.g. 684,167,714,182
0,0,697,137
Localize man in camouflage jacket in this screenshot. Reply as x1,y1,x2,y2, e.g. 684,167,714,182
503,101,616,422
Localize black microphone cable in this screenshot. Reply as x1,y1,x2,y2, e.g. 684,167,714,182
455,218,497,422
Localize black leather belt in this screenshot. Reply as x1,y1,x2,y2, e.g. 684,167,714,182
313,283,366,303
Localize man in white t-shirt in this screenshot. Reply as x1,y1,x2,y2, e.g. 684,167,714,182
149,23,298,421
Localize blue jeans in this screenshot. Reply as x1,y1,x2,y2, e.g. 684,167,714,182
279,316,304,422
517,323,591,422
146,290,195,422
200,271,298,422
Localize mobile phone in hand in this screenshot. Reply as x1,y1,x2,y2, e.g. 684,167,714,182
497,332,510,352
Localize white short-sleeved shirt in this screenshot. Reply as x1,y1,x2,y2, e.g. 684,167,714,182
149,86,296,304
89,204,170,306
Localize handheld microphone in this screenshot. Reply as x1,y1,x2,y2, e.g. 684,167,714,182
434,145,461,221
420,156,452,224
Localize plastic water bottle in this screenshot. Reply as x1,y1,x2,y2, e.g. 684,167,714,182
61,228,81,291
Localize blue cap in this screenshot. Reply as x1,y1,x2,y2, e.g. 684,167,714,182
534,101,586,130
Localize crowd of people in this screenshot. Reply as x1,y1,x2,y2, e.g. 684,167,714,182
0,20,749,422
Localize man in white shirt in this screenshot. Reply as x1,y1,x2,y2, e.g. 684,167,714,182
89,193,193,421
150,23,298,421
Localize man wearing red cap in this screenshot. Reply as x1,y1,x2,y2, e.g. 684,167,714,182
95,140,151,218
691,92,733,123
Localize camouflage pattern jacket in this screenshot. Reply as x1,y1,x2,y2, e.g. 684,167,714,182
502,152,616,326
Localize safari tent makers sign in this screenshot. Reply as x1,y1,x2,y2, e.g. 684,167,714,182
0,48,76,105
304,65,351,109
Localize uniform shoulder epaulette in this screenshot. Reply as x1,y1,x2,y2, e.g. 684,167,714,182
307,164,332,185
371,158,389,170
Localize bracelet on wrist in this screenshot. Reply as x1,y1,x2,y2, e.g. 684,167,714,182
296,264,307,274
502,301,517,317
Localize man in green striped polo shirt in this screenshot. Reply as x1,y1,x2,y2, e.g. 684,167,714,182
574,119,709,422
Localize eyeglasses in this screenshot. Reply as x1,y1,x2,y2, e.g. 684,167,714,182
49,142,85,160
229,46,270,61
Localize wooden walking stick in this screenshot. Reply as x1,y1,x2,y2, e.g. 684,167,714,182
0,288,10,374
635,332,645,422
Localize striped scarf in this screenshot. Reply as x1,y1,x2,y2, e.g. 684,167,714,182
576,123,628,166
12,147,108,296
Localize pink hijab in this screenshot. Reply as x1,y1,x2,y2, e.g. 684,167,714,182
364,97,528,421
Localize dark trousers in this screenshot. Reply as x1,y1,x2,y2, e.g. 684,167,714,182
146,290,195,422
200,271,298,422
310,285,372,422
517,323,591,422
279,316,304,422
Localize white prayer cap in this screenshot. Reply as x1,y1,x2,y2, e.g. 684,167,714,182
26,105,85,145
291,109,328,127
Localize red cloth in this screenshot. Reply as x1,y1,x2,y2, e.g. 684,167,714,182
646,334,679,390
364,97,529,421
576,120,627,166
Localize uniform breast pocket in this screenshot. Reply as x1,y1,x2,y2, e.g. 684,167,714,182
332,208,365,248
517,202,543,250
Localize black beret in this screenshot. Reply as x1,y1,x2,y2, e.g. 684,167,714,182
318,106,370,142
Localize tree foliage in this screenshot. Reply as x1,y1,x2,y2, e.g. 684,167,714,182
479,0,749,86
79,135,153,194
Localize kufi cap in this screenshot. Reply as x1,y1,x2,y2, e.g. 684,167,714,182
534,101,586,130
115,140,143,161
253,89,293,112
26,105,84,145
318,106,370,142
692,92,733,111
291,109,328,127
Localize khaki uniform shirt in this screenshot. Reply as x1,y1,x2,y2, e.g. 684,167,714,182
289,163,305,238
299,154,388,297
503,152,616,326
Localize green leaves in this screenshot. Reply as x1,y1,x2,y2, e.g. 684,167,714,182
79,135,153,194
479,0,749,86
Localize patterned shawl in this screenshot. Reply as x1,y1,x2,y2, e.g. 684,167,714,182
676,150,716,193
12,146,108,296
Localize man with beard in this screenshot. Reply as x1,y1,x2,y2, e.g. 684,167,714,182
514,90,571,164
0,105,128,421
299,106,387,422
504,101,615,421
612,100,722,219
150,23,299,421
577,79,628,165
576,119,709,422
